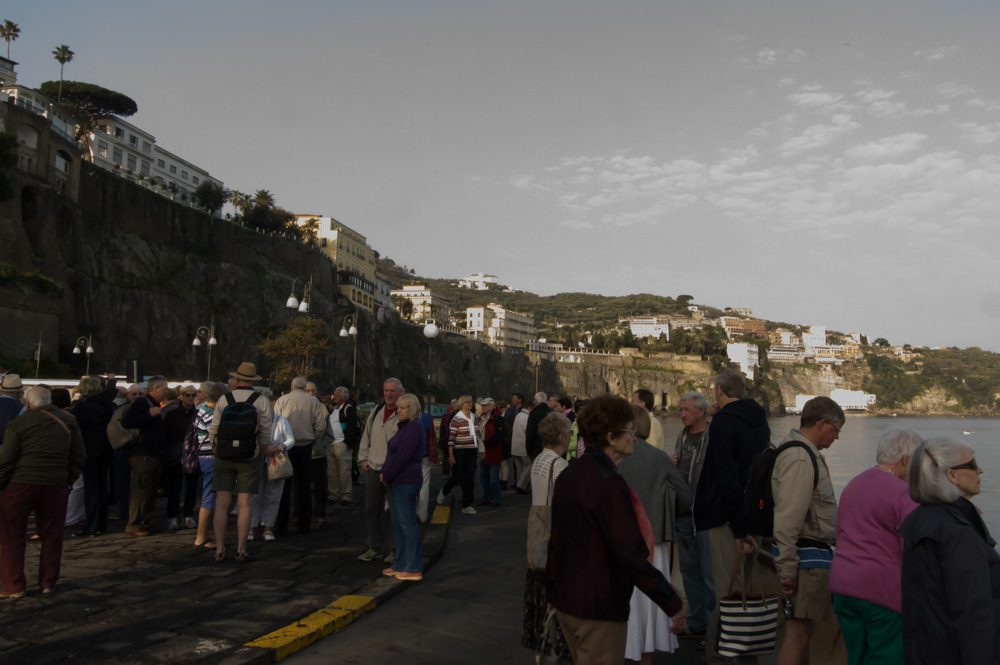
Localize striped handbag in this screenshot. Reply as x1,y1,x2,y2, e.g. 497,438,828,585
716,555,779,658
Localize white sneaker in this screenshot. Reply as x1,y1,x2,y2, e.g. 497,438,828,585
461,506,477,515
184,517,197,529
166,517,179,531
436,489,446,505
246,532,254,542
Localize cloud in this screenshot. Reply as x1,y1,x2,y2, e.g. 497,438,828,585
510,174,535,189
934,82,975,99
913,45,961,61
737,48,807,69
967,98,1000,112
779,114,860,156
855,88,896,104
560,219,594,230
956,122,1000,144
845,133,927,161
787,88,854,113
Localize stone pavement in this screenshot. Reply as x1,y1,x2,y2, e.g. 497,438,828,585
0,473,452,665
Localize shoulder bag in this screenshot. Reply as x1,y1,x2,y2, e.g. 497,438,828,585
526,457,558,571
716,555,779,658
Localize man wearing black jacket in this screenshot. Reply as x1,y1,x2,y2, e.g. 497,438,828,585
122,375,169,536
523,392,551,460
693,368,771,664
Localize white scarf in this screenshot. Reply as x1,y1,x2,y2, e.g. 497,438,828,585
455,411,483,452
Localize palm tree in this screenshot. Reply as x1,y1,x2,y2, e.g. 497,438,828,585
52,44,74,103
253,189,275,208
229,190,250,217
0,20,18,59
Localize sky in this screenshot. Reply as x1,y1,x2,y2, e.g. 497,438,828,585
8,0,1000,349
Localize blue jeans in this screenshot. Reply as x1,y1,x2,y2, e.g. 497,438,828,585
388,483,422,573
479,463,501,505
676,512,715,633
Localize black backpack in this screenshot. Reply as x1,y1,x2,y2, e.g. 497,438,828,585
215,391,261,460
740,440,818,538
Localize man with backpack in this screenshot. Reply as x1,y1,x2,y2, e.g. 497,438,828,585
770,397,841,665
692,368,770,664
208,362,274,562
122,376,169,536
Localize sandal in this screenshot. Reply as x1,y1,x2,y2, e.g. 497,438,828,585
214,549,226,563
235,551,254,562
194,540,215,549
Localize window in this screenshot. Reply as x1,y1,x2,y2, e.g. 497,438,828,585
98,141,108,158
140,161,150,176
127,155,137,170
114,127,124,139
55,153,70,173
98,124,111,134
169,165,177,174
112,147,122,164
181,170,188,180
157,159,165,168
142,141,151,153
129,134,138,147
192,176,199,185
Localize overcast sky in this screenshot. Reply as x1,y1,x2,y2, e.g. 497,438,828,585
9,1,1000,349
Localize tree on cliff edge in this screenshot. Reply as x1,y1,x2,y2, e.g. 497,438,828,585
258,317,334,386
38,80,138,157
193,180,231,217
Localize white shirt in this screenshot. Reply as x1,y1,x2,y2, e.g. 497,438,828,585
270,413,295,451
511,410,530,457
530,448,569,506
329,406,346,445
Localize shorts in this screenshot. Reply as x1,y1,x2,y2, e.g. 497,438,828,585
212,456,261,495
788,568,833,622
198,456,217,510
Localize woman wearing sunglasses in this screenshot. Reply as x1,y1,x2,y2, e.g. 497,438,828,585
899,437,1000,665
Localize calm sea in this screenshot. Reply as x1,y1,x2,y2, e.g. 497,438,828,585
660,415,1000,536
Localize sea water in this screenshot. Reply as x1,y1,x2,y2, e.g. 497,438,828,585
660,415,1000,535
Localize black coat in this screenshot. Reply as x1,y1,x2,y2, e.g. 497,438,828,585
71,380,117,460
524,403,551,459
899,498,1000,665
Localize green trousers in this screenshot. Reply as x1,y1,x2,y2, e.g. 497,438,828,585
832,593,903,665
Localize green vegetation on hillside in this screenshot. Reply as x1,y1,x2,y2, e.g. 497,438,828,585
864,348,1000,410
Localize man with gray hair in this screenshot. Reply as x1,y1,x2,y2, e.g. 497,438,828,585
524,392,551,460
326,386,359,505
0,387,86,597
274,376,327,534
672,390,714,638
123,375,170,536
357,378,404,562
693,368,771,664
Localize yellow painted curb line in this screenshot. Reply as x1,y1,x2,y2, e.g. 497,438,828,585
430,505,450,524
245,594,377,661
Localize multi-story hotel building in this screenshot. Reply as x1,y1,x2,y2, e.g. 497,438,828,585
466,304,536,353
390,285,451,324
720,316,768,339
296,214,376,313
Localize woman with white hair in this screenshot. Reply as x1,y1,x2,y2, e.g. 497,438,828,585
829,427,921,664
899,437,1000,665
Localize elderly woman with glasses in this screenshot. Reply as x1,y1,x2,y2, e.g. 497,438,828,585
547,394,686,665
829,428,921,665
899,437,1000,665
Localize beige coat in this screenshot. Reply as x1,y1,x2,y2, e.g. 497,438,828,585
770,429,837,579
273,389,326,446
358,404,399,471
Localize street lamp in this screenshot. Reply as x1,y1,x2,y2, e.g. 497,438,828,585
285,277,312,314
191,323,217,381
340,312,359,385
72,335,94,375
423,320,440,383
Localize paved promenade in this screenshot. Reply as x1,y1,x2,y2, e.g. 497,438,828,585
0,475,451,665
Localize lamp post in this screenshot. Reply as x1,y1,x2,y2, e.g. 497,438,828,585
340,313,359,386
285,277,312,314
191,323,217,381
423,320,440,384
73,335,94,375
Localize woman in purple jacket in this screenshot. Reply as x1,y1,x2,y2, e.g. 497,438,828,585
380,393,426,581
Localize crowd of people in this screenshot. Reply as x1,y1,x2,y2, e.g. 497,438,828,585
0,365,997,665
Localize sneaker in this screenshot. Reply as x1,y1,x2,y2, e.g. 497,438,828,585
383,551,395,564
461,506,477,515
699,639,706,651
263,531,276,542
41,587,55,595
246,532,254,542
436,489,446,505
0,590,25,599
184,517,197,529
166,518,179,531
382,568,398,577
357,547,379,562
396,571,423,581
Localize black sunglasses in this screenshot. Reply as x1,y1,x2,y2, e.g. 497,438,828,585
950,458,979,471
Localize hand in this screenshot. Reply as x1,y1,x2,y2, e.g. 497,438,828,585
477,452,485,462
379,474,384,483
361,460,370,472
709,403,720,416
736,535,759,554
669,453,678,464
106,372,116,381
148,407,162,417
780,576,798,595
669,606,688,634
448,454,455,466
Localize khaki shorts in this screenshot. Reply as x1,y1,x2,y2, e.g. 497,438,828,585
789,567,832,622
212,457,261,495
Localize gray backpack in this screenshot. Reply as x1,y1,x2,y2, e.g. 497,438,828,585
107,407,142,450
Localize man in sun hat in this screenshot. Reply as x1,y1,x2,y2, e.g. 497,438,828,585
208,362,274,562
0,374,25,448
